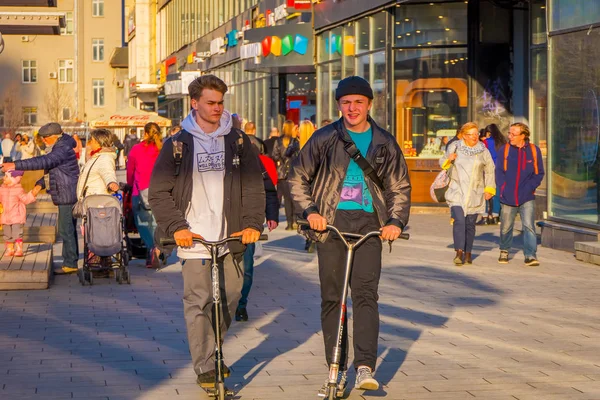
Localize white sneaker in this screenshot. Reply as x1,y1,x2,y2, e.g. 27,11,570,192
355,366,379,391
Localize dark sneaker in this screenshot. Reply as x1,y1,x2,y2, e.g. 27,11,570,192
498,251,509,264
355,366,379,391
196,366,231,388
524,258,540,267
317,370,347,398
235,307,248,322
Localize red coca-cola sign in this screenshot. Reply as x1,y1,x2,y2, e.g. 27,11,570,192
287,0,311,10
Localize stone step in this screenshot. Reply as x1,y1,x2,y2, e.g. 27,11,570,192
0,243,53,290
575,241,600,266
538,220,600,252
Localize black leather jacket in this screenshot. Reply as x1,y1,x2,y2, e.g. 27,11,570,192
288,117,411,241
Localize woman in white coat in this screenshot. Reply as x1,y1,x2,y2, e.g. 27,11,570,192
76,128,119,200
440,122,496,266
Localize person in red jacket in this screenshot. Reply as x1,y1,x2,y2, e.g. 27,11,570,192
235,139,279,322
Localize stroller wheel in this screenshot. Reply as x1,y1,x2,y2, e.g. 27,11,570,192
88,271,94,286
78,269,85,286
122,250,129,267
124,269,131,284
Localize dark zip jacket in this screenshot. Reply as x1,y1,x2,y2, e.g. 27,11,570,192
148,129,265,256
495,141,544,207
15,134,79,205
288,117,411,241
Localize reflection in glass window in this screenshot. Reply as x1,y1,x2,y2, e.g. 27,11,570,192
550,0,600,32
531,0,547,45
394,48,468,158
549,28,600,225
395,2,467,48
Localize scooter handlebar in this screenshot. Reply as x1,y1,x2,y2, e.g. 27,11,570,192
160,234,268,247
297,219,410,241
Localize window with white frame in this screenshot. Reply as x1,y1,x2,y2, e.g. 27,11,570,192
22,60,37,83
93,79,104,107
62,107,71,121
61,11,74,35
92,0,104,17
92,39,104,61
58,59,74,83
23,107,37,125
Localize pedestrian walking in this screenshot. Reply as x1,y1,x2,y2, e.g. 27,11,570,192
288,75,411,395
2,123,80,274
244,121,265,154
19,135,35,160
0,169,38,257
477,123,507,225
126,122,162,268
10,134,22,161
272,120,300,230
440,122,496,266
496,122,544,266
123,128,140,165
263,126,279,157
148,74,265,388
298,119,315,149
76,129,119,199
235,135,279,322
2,133,14,162
111,132,125,170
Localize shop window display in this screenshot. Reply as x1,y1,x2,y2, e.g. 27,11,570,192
549,27,600,224
394,48,468,158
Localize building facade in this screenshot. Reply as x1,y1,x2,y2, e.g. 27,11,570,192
155,0,314,135
0,0,129,135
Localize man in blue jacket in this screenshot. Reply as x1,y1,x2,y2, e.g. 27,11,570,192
2,123,80,274
495,122,544,266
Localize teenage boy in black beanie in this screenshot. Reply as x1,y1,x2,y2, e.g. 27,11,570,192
288,76,411,395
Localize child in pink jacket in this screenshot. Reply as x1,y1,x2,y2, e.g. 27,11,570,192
0,170,37,257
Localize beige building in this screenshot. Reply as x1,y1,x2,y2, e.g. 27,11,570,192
0,0,129,134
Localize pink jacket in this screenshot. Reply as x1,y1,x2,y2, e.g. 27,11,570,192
126,142,160,196
0,184,35,225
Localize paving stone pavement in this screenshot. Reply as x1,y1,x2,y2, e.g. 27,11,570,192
1,214,600,400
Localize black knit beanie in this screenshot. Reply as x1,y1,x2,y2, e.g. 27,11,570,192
335,76,374,100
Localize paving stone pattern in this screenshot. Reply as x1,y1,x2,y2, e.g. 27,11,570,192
1,214,600,399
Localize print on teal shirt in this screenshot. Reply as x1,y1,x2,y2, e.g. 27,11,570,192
337,126,374,213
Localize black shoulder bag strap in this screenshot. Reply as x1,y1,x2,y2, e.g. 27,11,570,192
336,121,384,191
172,132,184,176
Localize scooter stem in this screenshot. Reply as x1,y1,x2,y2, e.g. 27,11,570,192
329,244,355,383
211,245,225,387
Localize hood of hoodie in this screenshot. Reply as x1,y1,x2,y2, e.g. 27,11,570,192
181,109,232,153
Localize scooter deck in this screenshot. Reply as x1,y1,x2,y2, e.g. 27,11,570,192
203,387,234,397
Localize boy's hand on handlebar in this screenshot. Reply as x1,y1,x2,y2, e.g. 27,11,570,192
174,229,203,248
380,225,402,241
231,228,261,244
307,213,327,231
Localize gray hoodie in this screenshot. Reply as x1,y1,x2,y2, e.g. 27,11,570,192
177,109,233,259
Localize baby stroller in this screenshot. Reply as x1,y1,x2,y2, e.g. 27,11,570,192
122,184,148,260
78,194,131,286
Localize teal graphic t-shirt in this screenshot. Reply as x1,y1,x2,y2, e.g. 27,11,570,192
337,127,374,213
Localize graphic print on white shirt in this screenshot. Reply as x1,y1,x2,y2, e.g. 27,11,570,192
197,150,225,172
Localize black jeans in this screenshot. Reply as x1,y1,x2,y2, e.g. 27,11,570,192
451,206,477,253
278,179,296,227
58,204,79,268
316,210,382,371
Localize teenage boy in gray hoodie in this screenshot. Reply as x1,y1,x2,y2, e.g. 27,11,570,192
148,75,265,387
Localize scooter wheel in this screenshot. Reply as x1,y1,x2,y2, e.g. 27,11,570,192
328,388,337,400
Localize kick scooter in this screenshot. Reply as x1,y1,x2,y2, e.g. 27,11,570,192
162,234,268,400
298,219,409,400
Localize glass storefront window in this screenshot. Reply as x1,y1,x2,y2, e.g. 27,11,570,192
531,0,547,45
357,17,370,53
549,27,600,224
550,0,600,31
318,64,331,122
394,48,468,158
394,2,467,48
342,22,356,78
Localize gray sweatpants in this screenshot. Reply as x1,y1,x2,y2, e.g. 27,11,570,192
182,253,243,375
3,224,23,242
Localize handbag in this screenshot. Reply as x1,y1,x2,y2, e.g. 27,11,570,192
72,157,100,218
430,149,457,203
